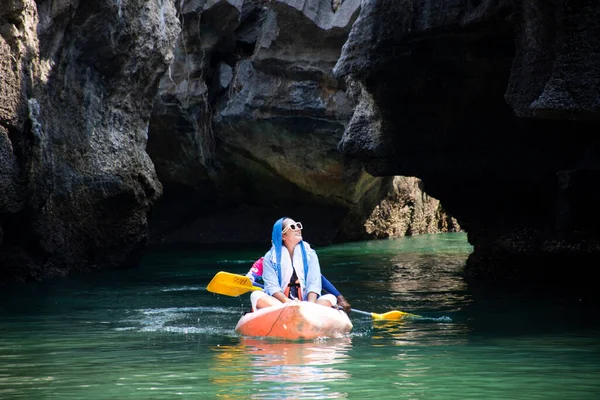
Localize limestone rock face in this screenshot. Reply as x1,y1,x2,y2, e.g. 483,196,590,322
365,177,460,239
506,1,600,119
0,0,459,284
149,0,457,245
334,0,600,286
0,1,180,283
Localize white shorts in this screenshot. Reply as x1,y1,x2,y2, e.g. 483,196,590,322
250,291,338,311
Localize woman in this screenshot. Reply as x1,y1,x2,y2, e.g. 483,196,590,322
246,258,351,312
250,217,337,311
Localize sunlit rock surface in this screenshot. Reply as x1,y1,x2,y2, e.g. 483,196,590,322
365,177,459,238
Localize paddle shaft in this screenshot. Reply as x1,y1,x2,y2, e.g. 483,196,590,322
351,308,419,320
351,308,374,317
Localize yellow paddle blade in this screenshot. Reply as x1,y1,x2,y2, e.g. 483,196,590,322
371,310,421,320
207,271,263,297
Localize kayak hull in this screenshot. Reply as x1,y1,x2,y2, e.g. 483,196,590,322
234,301,352,340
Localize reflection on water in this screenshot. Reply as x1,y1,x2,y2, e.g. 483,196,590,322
2,234,600,399
210,339,352,399
371,319,468,347
386,256,471,313
243,338,351,375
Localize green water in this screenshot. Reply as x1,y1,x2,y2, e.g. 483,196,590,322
1,233,599,399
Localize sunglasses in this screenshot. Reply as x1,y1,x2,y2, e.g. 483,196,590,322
282,222,303,234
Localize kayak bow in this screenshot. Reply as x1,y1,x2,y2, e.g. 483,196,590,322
235,301,352,340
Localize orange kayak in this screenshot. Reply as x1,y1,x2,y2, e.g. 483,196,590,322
234,301,353,340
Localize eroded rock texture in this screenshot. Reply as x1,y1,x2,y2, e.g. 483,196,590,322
365,177,459,238
0,0,458,284
148,0,458,245
0,1,179,283
334,0,600,286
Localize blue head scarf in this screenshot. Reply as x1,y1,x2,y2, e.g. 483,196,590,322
271,217,309,291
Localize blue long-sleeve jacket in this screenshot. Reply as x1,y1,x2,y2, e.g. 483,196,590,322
321,275,341,297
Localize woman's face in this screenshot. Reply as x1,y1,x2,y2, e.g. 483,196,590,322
282,218,303,246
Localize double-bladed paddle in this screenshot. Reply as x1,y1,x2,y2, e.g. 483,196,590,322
206,271,263,297
206,271,420,320
349,308,420,320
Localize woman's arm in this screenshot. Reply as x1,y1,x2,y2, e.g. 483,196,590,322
321,264,352,312
304,248,323,301
273,291,291,303
246,258,264,287
262,252,288,301
307,292,318,302
321,275,341,297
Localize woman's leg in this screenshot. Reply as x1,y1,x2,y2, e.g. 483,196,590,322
250,291,273,311
251,291,284,310
316,294,338,308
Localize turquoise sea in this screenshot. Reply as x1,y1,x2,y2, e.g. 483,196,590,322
1,233,599,399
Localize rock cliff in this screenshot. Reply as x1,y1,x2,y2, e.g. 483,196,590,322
0,0,179,282
0,0,457,284
334,0,600,286
147,0,457,245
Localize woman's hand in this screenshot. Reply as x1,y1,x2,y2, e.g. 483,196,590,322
336,295,351,313
273,292,291,303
